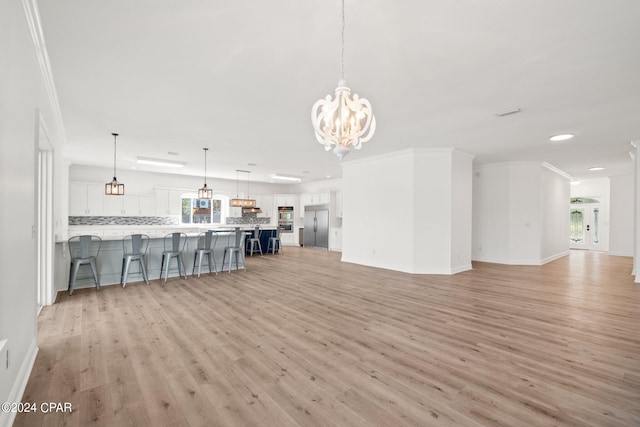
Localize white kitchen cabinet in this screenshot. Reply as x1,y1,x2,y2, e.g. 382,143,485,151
138,196,155,215
275,194,297,208
155,189,184,215
300,192,330,208
258,195,274,219
280,232,294,246
69,182,104,216
329,228,342,251
335,191,343,218
104,194,156,216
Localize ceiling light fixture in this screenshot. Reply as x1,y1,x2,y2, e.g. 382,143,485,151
549,134,574,142
311,0,376,160
198,147,212,199
230,170,256,208
570,180,581,185
271,174,302,182
105,132,124,195
136,157,185,168
588,166,605,171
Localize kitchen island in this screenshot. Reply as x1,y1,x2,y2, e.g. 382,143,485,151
54,225,278,293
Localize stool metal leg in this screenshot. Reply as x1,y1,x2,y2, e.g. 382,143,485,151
89,259,100,290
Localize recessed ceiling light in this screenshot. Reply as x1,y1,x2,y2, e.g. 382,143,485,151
167,151,179,156
570,180,581,185
136,157,185,168
248,162,257,166
326,175,331,178
271,174,302,182
549,134,574,141
588,166,604,171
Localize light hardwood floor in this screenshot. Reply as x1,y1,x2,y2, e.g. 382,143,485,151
14,249,640,427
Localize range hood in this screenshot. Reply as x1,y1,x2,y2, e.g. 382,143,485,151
242,207,262,214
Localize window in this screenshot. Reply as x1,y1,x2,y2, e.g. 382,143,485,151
180,194,227,224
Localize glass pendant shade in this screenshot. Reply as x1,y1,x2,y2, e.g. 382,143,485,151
105,133,124,195
198,147,213,199
311,79,376,160
105,177,125,195
198,185,212,199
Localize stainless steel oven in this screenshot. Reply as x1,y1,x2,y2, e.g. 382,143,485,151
278,206,294,233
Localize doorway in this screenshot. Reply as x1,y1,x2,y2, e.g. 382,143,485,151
570,199,601,250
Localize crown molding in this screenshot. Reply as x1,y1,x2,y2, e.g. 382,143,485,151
21,0,66,147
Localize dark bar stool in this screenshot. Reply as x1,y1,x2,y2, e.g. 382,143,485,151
193,230,218,277
222,228,247,273
246,225,263,256
121,234,150,287
267,227,283,255
160,232,188,282
68,235,102,295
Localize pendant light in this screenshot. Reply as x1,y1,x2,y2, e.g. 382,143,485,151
105,132,125,195
311,0,376,160
198,147,213,199
229,170,256,208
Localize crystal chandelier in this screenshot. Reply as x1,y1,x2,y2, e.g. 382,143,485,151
105,132,125,195
198,147,213,199
311,0,376,160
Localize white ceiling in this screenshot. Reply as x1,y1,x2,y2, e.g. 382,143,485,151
38,0,640,184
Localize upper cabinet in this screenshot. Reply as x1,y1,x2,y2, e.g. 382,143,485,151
69,182,104,216
155,189,184,216
335,191,343,218
275,194,297,208
104,195,156,216
300,192,330,207
257,195,274,220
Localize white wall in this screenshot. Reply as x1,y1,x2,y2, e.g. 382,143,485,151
541,165,571,262
342,148,472,274
342,150,415,272
472,162,570,265
609,174,633,256
0,1,64,425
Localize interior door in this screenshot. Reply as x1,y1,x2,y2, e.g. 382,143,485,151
569,203,601,250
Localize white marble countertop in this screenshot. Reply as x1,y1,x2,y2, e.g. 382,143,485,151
58,224,277,242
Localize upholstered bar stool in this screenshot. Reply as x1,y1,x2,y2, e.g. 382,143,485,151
160,232,188,282
222,228,247,273
246,225,263,256
267,227,283,255
193,230,218,277
121,234,150,287
68,235,102,295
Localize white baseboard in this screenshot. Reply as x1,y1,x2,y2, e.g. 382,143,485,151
0,337,38,427
449,263,473,274
608,251,633,258
540,250,570,265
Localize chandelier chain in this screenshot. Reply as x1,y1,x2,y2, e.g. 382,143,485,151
340,0,345,81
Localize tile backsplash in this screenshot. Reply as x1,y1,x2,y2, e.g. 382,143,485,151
225,213,270,225
69,214,271,226
69,216,179,226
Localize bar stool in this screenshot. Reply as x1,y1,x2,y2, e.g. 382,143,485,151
121,234,150,287
267,227,283,255
246,225,263,256
222,229,247,273
160,232,188,282
68,235,102,295
193,230,218,277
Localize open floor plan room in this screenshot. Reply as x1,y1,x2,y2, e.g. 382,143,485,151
14,249,640,427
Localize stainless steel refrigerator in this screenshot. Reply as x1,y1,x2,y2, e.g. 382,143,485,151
303,205,329,249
